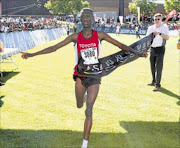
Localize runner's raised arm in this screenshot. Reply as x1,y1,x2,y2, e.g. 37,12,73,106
21,33,78,59
97,31,148,57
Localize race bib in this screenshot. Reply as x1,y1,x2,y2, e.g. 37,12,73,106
81,47,99,64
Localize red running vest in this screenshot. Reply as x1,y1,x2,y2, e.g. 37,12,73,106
74,30,101,77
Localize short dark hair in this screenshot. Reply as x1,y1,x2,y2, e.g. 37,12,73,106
80,8,93,16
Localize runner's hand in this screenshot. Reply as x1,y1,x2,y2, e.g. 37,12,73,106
20,52,34,59
138,51,148,58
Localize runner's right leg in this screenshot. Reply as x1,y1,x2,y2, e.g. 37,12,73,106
75,77,87,108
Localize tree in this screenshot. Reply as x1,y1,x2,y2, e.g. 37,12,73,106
129,0,157,14
164,0,180,13
128,0,137,14
145,2,157,14
44,0,90,15
128,0,157,23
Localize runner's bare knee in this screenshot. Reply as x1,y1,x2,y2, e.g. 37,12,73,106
77,102,83,108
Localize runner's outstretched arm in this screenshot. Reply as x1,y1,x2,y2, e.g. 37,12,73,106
21,33,78,59
97,31,148,57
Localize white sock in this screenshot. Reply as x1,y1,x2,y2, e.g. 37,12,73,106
81,139,88,148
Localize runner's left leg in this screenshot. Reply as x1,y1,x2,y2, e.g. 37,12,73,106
83,84,100,140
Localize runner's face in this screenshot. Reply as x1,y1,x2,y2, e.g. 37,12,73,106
80,10,93,28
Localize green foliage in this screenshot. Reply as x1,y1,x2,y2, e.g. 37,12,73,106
164,0,180,13
128,0,137,13
144,2,157,14
128,0,157,14
44,0,90,15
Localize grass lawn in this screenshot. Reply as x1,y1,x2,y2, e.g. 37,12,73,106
0,34,179,148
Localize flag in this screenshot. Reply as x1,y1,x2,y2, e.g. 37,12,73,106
164,10,176,24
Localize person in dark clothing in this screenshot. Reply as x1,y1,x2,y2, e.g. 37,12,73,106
66,24,70,35
73,24,77,33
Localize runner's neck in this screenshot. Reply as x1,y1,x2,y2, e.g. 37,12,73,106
82,29,93,39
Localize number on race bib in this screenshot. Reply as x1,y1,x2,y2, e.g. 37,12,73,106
81,47,98,64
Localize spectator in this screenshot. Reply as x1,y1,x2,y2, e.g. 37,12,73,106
66,24,70,35
73,24,77,33
116,24,120,36
4,23,9,33
146,13,169,91
0,21,5,33
135,25,141,39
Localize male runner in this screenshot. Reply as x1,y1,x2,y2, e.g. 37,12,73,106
21,8,147,148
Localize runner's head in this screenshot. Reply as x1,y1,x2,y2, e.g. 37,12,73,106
80,8,94,28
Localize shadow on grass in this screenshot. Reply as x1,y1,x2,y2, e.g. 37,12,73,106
0,72,20,83
0,121,179,148
160,87,180,101
0,95,5,107
120,121,179,148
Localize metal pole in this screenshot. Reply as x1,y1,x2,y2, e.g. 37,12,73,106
119,0,124,17
0,0,2,15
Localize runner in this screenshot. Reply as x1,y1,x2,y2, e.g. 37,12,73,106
21,8,147,148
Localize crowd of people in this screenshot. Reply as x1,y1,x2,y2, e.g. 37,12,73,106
0,16,63,33
92,19,180,30
0,12,180,34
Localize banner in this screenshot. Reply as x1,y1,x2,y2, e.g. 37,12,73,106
77,24,147,35
77,34,153,79
0,28,66,59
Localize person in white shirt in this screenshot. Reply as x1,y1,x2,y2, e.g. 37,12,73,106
146,13,169,91
135,25,141,39
116,24,120,36
4,23,9,33
0,21,5,33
